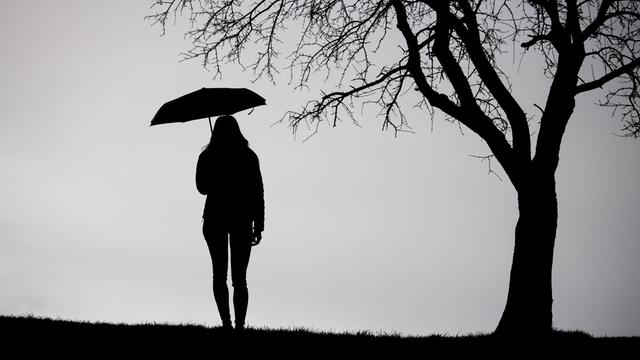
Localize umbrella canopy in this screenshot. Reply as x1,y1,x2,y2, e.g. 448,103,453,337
150,87,266,126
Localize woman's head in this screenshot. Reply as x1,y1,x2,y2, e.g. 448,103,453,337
206,115,248,150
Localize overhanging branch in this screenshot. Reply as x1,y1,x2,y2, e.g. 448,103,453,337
575,58,640,94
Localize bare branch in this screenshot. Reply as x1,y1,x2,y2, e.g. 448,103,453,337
148,0,640,163
576,58,640,94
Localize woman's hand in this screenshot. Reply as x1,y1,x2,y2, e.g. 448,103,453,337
251,231,262,246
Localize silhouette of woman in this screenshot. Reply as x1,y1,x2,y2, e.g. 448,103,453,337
196,115,264,330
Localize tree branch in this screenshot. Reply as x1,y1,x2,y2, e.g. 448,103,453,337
390,0,463,119
522,34,552,49
581,0,615,40
455,0,531,162
392,0,517,179
575,58,640,94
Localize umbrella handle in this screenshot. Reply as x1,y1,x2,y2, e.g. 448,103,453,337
208,117,213,134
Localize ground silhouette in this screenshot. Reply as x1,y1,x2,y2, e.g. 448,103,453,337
2,315,636,357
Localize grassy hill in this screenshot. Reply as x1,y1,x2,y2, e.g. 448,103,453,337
1,315,636,356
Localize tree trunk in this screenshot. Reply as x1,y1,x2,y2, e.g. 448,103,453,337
495,171,558,336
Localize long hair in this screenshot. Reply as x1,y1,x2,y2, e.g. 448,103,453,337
204,115,249,152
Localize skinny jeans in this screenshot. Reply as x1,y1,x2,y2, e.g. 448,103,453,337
203,218,252,328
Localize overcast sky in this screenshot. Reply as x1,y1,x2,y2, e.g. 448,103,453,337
1,0,639,336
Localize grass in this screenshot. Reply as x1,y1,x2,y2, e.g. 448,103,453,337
1,314,636,356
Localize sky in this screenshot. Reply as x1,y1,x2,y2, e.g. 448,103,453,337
1,0,639,337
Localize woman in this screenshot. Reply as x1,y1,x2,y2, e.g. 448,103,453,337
196,115,264,330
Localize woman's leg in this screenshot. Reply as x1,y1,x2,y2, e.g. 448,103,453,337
229,222,252,329
203,220,232,328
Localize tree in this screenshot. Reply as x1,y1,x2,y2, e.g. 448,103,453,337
148,0,640,335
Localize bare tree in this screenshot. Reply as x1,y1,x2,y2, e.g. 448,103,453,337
148,0,640,335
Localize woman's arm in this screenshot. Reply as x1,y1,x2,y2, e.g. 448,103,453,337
195,151,210,195
252,152,265,232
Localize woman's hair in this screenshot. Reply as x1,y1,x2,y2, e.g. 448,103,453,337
204,115,249,151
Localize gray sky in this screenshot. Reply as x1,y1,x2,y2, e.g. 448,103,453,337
1,0,639,336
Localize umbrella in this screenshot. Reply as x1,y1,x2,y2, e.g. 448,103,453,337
150,87,266,131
